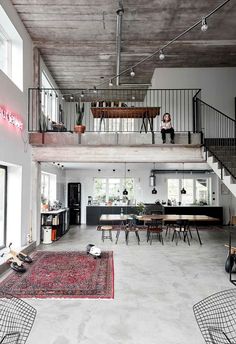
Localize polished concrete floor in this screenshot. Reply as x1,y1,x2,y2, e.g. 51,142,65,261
24,225,232,344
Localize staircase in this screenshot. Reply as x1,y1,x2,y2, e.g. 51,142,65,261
195,98,236,196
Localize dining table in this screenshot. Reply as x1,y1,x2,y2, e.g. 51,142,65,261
136,214,220,245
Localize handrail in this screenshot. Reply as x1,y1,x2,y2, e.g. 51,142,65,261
197,98,235,123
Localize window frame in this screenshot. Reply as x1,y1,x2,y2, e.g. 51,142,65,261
167,176,211,205
93,177,134,203
0,165,7,249
0,25,12,77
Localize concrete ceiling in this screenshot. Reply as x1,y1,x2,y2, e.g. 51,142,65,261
42,162,210,171
11,0,236,89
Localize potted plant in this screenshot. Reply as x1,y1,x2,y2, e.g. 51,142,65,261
74,102,85,133
136,202,145,215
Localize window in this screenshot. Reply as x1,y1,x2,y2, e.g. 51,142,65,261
0,6,23,90
0,166,7,249
196,179,209,205
41,71,59,123
94,178,134,204
41,172,56,204
0,27,11,76
167,179,179,203
167,177,210,205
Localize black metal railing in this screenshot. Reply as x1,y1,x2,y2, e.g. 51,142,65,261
196,98,236,179
28,88,201,134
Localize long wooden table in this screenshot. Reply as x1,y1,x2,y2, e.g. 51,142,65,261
137,214,220,245
91,107,160,133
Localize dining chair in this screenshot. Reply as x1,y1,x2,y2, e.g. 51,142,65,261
147,219,164,245
193,289,236,344
0,291,36,344
172,219,191,245
125,217,141,245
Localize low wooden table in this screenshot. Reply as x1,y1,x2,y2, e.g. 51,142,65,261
137,214,220,245
91,107,160,133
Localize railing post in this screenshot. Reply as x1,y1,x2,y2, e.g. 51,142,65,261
192,96,196,133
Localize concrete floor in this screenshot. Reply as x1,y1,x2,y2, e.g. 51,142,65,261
25,225,232,344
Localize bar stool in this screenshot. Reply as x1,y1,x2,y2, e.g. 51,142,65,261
101,225,113,242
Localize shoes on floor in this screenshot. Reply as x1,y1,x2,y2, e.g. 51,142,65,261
171,140,175,144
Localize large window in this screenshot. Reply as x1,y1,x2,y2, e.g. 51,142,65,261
94,178,134,204
0,6,23,90
0,27,11,76
0,166,7,249
41,172,56,205
167,177,210,205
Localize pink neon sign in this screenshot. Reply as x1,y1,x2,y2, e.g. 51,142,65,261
0,106,23,130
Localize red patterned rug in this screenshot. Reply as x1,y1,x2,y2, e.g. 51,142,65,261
0,251,114,299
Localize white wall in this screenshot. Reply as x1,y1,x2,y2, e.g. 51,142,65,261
0,0,33,247
151,68,236,118
65,166,217,224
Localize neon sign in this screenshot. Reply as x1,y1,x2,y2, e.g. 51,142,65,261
0,106,23,130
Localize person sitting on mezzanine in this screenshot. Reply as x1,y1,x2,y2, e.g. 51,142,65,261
160,113,175,144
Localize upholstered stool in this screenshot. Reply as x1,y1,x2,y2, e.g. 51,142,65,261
101,226,113,242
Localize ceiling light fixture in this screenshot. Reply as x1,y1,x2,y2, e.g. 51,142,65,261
123,162,128,196
93,86,97,93
81,91,84,98
181,162,187,194
159,50,165,60
152,187,157,195
201,17,208,32
130,68,135,77
70,95,74,100
109,79,113,87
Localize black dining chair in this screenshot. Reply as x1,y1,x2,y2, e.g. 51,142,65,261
172,219,191,245
193,289,236,344
147,219,164,245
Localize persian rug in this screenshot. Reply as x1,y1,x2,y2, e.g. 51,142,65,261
0,251,114,299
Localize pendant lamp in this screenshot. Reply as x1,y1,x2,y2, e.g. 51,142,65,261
181,162,187,194
123,162,128,196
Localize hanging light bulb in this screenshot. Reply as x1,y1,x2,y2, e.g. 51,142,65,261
93,86,97,93
61,96,65,100
109,79,113,87
201,17,208,32
150,163,156,187
130,68,135,77
181,162,187,194
81,91,84,98
70,95,74,100
159,50,165,60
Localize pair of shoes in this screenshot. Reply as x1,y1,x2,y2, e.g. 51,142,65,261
171,140,175,144
163,140,166,144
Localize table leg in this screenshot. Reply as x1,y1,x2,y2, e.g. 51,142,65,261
195,225,202,245
115,229,120,244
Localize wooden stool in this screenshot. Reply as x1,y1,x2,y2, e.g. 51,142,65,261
101,226,113,242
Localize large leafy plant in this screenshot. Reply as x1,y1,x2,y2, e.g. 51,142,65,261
75,102,85,125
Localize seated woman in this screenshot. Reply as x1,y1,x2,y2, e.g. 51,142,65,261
160,113,175,144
